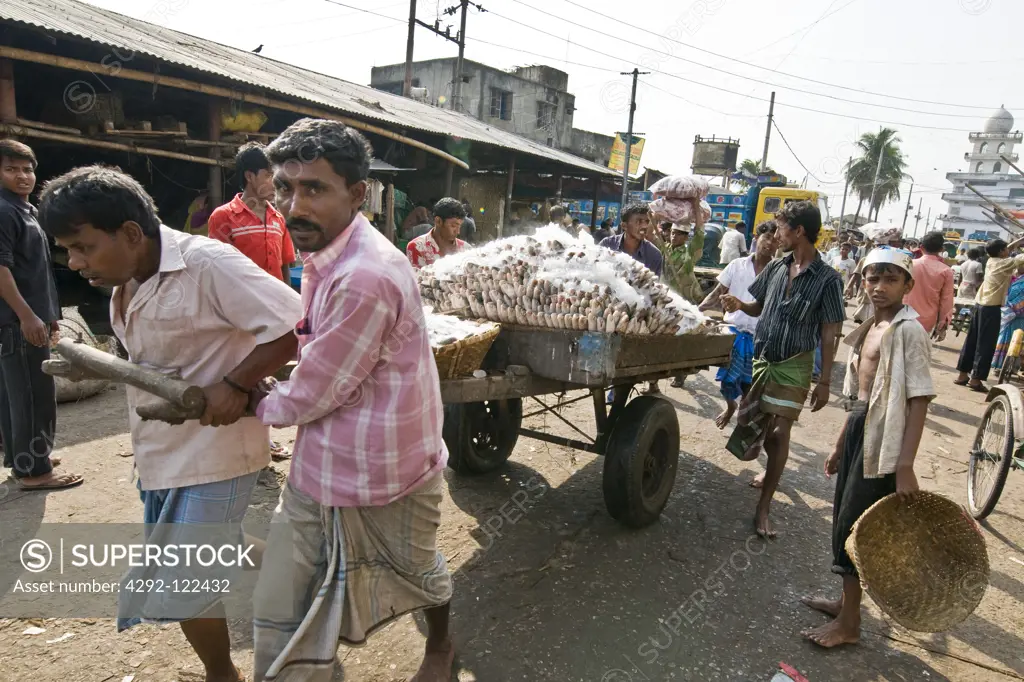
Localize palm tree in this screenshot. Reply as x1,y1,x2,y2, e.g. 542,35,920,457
735,158,775,190
845,128,908,226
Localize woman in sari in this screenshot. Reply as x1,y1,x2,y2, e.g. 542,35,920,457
991,274,1024,371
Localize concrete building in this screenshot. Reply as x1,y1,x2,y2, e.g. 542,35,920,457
370,58,614,164
939,106,1024,239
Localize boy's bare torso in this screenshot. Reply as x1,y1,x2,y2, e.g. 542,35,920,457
853,319,890,401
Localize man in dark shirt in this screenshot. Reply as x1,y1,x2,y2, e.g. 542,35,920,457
599,201,663,275
0,140,82,490
459,199,477,244
722,201,843,538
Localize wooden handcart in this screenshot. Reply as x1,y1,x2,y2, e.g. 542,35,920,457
439,326,734,528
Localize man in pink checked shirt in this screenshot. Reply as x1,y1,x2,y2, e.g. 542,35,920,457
248,119,453,682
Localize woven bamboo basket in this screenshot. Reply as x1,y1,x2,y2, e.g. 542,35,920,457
846,491,989,632
432,325,500,380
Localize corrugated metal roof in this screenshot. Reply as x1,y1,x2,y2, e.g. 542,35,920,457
1,0,618,177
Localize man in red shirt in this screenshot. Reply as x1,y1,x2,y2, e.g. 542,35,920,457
208,142,295,282
209,142,297,462
903,230,955,336
406,198,468,269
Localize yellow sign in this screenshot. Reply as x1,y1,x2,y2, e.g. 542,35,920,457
608,134,645,175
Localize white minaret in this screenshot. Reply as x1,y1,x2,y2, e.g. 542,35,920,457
964,106,1017,174
940,107,1024,239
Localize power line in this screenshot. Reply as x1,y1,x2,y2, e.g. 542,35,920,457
771,120,828,184
476,8,979,132
310,0,979,132
746,0,859,55
540,0,1013,112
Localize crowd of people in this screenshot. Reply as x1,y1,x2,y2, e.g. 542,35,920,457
1,121,1020,678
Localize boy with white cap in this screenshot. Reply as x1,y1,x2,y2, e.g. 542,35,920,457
800,246,934,648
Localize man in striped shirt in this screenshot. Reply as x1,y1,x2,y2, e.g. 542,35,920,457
722,201,845,539
250,119,453,682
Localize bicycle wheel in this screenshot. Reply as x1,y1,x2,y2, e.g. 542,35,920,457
968,394,1016,520
998,355,1019,385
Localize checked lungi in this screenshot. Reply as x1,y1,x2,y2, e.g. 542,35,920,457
726,350,814,461
716,328,755,401
252,473,452,682
117,471,260,631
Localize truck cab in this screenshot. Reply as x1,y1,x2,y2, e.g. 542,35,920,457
749,186,830,236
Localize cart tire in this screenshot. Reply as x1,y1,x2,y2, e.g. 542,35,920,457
443,399,523,475
602,396,680,528
968,394,1016,520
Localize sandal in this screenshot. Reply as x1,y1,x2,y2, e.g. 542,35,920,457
18,472,84,491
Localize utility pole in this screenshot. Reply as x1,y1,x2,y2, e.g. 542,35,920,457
452,0,469,111
403,0,417,97
925,207,931,230
901,181,914,232
838,156,851,229
759,91,775,172
913,197,923,235
619,68,648,211
867,127,884,220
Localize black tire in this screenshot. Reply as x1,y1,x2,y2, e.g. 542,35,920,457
999,356,1019,386
443,399,523,474
968,394,1016,520
602,395,680,528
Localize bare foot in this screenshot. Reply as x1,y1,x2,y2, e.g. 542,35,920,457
409,641,455,682
801,619,860,648
205,665,244,682
748,471,766,489
715,403,736,429
18,471,83,491
800,595,842,617
754,506,776,539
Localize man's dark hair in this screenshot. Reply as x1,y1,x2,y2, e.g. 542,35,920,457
38,165,161,238
755,219,777,236
864,262,911,283
921,231,945,254
0,139,37,168
660,221,673,230
571,217,580,226
265,118,372,186
968,247,983,260
433,197,466,221
621,201,650,223
987,238,1008,258
234,141,270,190
734,221,746,230
776,200,821,243
550,205,566,220
600,219,611,228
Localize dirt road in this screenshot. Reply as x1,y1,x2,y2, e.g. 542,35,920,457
1,320,1023,682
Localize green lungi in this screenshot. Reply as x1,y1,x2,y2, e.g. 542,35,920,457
726,350,814,461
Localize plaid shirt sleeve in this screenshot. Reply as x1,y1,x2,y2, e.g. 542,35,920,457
258,280,396,427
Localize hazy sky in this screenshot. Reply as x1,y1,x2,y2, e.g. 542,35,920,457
84,0,1024,233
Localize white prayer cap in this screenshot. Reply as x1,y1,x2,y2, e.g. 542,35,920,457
863,246,914,279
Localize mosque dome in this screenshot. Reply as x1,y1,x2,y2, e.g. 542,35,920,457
984,106,1015,134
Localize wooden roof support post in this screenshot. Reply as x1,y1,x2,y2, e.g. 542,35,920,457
208,99,223,207
555,174,563,205
503,154,516,239
0,59,16,123
591,176,600,228
444,162,453,196
385,182,396,243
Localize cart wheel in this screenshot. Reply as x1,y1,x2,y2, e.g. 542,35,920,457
968,394,1016,520
602,396,680,528
998,355,1020,385
443,399,523,475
